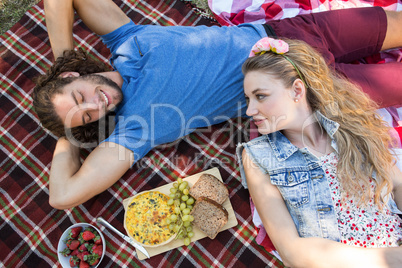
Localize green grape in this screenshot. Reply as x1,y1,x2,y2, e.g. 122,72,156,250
179,181,189,191
182,208,190,215
170,214,178,221
168,177,196,247
183,237,191,246
186,197,194,205
187,231,194,238
167,199,174,206
170,188,177,194
173,225,181,233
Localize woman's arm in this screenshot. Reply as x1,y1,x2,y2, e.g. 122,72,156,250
44,0,130,59
242,149,402,268
390,161,402,210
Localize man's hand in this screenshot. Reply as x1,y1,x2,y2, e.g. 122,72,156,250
49,137,134,209
44,0,130,59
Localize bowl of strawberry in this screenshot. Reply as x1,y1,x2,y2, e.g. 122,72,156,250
57,223,105,268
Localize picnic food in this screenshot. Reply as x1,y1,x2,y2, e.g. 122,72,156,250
190,197,229,239
167,177,196,246
124,191,175,246
59,226,103,267
189,174,229,204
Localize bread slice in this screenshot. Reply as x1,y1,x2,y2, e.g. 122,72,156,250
189,174,229,204
190,197,229,239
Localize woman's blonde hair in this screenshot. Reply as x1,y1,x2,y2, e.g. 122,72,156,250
242,38,395,208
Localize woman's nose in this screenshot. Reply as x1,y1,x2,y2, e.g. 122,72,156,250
246,102,258,117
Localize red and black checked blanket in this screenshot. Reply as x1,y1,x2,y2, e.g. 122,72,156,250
0,0,285,267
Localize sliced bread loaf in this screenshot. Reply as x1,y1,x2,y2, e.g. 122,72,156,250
189,174,229,204
190,197,229,239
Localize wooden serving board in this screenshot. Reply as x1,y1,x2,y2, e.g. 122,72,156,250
122,167,238,260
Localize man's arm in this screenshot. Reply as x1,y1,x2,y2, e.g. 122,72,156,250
44,0,130,59
49,138,134,209
44,0,74,59
242,149,402,268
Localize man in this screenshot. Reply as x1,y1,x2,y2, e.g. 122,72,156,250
35,0,402,209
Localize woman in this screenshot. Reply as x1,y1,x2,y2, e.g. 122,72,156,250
237,37,402,267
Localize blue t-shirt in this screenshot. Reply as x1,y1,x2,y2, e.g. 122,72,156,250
100,21,266,162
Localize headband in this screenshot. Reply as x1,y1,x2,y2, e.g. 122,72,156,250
249,37,306,86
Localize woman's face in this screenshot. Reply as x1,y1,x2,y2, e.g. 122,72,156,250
52,75,123,128
244,70,299,135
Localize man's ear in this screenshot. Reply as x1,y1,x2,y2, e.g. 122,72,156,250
59,71,80,78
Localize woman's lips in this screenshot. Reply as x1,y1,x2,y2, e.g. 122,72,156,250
253,119,265,126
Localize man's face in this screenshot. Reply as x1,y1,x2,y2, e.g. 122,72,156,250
52,75,123,128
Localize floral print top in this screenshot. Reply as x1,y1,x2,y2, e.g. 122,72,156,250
321,152,402,248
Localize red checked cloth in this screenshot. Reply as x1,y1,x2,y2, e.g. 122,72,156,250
209,0,402,63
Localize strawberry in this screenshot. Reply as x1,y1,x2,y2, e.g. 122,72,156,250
84,253,101,266
79,260,90,268
68,227,82,239
71,249,79,256
81,230,95,241
69,255,80,267
78,242,89,252
68,240,80,251
91,244,103,257
93,235,102,245
59,247,72,257
77,251,90,261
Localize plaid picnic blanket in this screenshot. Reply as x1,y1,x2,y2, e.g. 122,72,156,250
0,0,285,267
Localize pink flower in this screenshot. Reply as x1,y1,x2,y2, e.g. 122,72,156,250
269,39,289,54
249,37,289,57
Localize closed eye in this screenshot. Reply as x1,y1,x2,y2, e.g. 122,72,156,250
86,112,92,123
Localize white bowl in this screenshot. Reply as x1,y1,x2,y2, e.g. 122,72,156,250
57,223,106,268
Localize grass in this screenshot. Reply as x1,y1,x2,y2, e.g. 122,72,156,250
0,0,213,35
0,0,40,35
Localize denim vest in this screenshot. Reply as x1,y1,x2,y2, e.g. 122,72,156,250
237,111,401,242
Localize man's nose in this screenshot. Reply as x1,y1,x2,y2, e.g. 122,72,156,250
81,102,101,112
87,95,103,110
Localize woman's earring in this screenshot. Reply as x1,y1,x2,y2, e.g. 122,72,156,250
295,99,299,102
